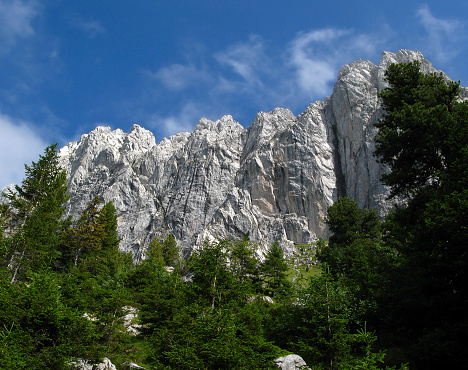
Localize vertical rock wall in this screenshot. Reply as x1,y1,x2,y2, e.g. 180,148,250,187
56,50,448,260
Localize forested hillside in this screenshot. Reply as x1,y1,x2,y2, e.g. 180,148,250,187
1,61,467,369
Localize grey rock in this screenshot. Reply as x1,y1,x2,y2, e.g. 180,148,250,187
120,361,146,369
69,357,117,370
122,306,142,335
40,50,461,260
275,354,309,369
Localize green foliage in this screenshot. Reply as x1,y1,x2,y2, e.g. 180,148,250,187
188,239,240,308
61,196,105,270
228,235,262,294
375,61,461,198
291,273,353,368
0,270,99,369
317,197,393,325
324,197,381,249
266,272,384,369
59,196,134,359
261,241,291,298
148,233,181,269
373,61,468,368
348,323,409,370
3,144,69,281
130,238,284,369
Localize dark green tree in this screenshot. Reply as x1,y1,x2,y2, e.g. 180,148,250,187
100,202,120,253
134,238,283,369
261,241,291,298
374,61,468,368
188,239,238,309
147,233,180,267
318,197,382,278
375,61,461,198
61,196,105,270
229,234,261,293
266,272,352,368
0,270,99,369
324,197,381,249
60,197,133,358
3,144,69,282
317,197,398,331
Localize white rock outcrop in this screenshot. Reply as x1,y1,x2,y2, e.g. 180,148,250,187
53,50,454,260
275,354,309,370
69,357,117,370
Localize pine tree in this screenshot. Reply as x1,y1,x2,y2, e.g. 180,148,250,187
261,241,290,298
374,61,468,368
229,234,260,292
60,197,132,356
147,234,180,267
4,144,69,282
62,196,105,270
375,61,461,198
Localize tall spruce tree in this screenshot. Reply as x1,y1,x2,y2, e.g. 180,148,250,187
261,241,290,298
375,61,461,198
62,196,105,270
4,144,69,282
375,61,468,368
147,234,180,267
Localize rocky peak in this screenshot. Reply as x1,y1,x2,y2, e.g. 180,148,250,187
121,124,156,162
45,50,465,260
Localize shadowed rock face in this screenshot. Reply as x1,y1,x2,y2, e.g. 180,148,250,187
56,50,450,261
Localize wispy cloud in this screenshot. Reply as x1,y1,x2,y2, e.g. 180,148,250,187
147,101,207,137
141,26,388,134
288,29,348,96
71,18,106,39
215,35,267,88
0,111,47,188
149,63,212,91
288,28,386,97
0,0,39,54
416,5,465,63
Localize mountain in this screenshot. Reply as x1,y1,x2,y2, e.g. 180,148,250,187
56,50,461,261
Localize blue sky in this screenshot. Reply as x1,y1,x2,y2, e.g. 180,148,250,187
1,1,467,188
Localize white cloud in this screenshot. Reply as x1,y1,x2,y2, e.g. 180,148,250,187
141,27,388,134
416,5,465,63
288,28,386,97
215,35,267,86
150,63,212,91
0,0,38,53
147,102,206,137
0,112,47,188
73,19,106,39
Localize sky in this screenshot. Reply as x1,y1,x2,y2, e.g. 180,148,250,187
1,0,467,188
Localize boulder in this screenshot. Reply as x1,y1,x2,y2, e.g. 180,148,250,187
275,354,309,369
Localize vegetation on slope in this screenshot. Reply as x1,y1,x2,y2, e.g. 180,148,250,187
1,60,467,369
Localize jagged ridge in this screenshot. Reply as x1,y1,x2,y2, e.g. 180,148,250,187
57,50,454,261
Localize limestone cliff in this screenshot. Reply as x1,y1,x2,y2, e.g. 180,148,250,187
56,50,453,260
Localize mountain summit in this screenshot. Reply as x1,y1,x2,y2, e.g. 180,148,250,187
57,50,457,260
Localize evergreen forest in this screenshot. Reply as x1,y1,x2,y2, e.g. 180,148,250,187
1,61,467,369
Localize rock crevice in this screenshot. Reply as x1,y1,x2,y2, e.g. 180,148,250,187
56,50,448,260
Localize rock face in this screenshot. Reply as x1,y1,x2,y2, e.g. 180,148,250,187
69,357,117,370
274,354,309,370
56,50,452,261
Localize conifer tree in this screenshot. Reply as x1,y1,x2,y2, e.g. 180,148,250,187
261,241,290,298
373,61,468,368
229,234,260,291
62,196,105,270
4,144,69,282
147,234,180,267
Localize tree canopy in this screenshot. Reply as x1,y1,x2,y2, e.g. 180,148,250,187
375,61,464,198
373,61,468,369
